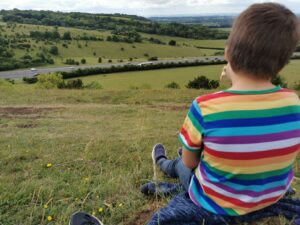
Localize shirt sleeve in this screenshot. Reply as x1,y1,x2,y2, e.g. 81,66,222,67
178,99,205,152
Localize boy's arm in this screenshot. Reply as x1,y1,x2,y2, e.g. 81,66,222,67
178,99,204,169
182,147,201,169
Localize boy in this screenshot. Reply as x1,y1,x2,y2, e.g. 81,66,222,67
70,3,300,225
152,2,300,216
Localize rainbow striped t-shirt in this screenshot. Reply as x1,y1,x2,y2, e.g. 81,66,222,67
178,86,300,216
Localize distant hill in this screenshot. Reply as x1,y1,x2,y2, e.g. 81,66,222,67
0,9,228,40
149,16,235,28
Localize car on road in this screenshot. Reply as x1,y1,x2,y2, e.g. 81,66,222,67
138,62,154,66
30,68,38,76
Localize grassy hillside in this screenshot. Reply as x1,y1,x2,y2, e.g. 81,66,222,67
71,60,300,90
0,84,299,225
0,22,225,70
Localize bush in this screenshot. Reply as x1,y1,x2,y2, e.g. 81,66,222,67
168,40,176,46
149,56,158,61
65,79,83,89
49,46,58,55
23,76,38,84
98,57,102,63
5,78,15,84
64,58,79,65
186,76,219,89
293,81,300,91
60,60,227,79
37,73,65,89
271,75,287,88
81,58,86,64
85,81,102,89
165,82,180,89
0,78,13,86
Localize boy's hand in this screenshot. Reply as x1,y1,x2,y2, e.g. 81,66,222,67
220,65,228,81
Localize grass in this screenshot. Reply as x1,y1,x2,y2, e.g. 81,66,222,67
78,64,225,90
74,59,300,90
0,79,299,225
1,22,225,69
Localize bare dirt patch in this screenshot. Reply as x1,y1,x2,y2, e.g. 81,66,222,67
16,123,38,129
125,201,165,225
0,106,64,118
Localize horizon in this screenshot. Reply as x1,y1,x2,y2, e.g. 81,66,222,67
1,0,300,17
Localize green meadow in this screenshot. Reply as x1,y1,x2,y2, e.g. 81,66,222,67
0,61,300,225
75,60,300,90
1,22,225,68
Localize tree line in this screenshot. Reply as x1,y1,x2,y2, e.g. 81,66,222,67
1,9,229,40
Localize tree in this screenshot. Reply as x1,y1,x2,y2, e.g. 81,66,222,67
81,58,86,64
62,31,72,40
168,40,177,46
98,57,102,63
49,46,58,55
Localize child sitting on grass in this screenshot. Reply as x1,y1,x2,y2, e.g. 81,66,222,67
70,3,300,225
151,1,300,221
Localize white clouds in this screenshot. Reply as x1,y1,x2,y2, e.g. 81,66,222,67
0,0,299,16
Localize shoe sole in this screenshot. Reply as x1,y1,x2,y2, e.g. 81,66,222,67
69,212,103,225
152,143,166,164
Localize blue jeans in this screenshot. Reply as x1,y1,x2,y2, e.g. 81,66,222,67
157,157,192,191
147,192,300,225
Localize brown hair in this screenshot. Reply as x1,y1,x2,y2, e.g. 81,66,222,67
226,3,300,79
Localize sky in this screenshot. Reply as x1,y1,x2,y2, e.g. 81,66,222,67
0,0,299,17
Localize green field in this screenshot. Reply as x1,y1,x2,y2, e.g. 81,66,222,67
75,60,300,90
0,22,225,68
0,88,299,225
1,62,300,225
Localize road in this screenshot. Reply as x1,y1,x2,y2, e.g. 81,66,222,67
0,56,225,79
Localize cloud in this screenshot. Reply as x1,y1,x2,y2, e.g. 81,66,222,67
0,0,299,16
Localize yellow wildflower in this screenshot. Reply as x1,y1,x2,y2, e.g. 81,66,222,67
92,211,96,216
43,204,48,209
46,163,52,168
47,215,53,221
118,203,123,207
98,207,104,213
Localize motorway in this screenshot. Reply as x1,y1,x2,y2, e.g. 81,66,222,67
0,56,225,79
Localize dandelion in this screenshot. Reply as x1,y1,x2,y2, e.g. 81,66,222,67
98,207,104,213
44,204,48,209
46,163,52,168
47,215,53,221
118,203,123,207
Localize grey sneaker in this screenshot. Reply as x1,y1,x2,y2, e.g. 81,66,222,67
69,212,103,225
152,143,167,164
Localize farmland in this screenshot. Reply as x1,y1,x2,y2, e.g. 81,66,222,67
0,10,227,71
75,60,300,90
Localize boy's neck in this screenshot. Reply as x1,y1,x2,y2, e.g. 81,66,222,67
228,66,276,91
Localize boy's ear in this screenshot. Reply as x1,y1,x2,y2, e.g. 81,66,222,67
224,46,229,61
